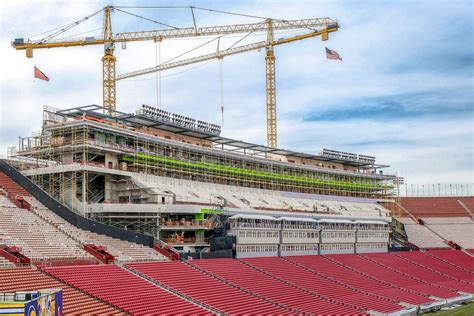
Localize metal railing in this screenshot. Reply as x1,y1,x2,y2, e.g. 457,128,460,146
401,183,473,197
161,237,209,244
160,220,215,229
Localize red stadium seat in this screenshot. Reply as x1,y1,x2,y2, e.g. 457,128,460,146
191,258,368,315
0,267,122,315
42,265,210,315
246,256,409,313
127,261,289,315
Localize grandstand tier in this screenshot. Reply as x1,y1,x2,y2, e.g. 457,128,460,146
0,206,95,262
424,219,474,249
396,214,474,250
400,197,473,217
398,218,449,249
26,199,166,262
0,169,166,264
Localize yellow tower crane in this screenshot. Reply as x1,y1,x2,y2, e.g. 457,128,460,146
12,5,338,147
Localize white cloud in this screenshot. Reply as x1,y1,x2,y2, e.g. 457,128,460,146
0,0,472,186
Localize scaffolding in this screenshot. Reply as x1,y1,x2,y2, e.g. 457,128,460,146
13,105,397,234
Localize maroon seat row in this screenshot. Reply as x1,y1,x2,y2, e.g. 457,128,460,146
244,257,410,313
43,265,210,315
0,267,122,315
400,197,471,217
0,171,29,197
360,252,474,294
128,261,290,315
191,258,368,315
285,255,435,306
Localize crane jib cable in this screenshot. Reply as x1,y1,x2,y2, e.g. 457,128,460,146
37,8,104,43
113,8,179,30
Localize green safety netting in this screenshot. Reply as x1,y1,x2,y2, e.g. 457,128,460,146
123,153,392,192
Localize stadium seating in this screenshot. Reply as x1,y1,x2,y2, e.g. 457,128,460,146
191,258,369,315
398,218,449,249
0,267,122,315
26,199,166,262
0,171,29,197
285,255,434,305
400,197,471,217
329,254,461,299
43,265,210,315
365,252,474,294
459,197,474,215
134,174,390,218
422,218,474,249
246,257,414,313
0,207,94,262
127,261,289,315
427,249,474,272
0,256,14,267
395,252,474,283
0,195,14,207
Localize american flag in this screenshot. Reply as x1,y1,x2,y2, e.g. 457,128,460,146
325,47,342,61
34,66,49,82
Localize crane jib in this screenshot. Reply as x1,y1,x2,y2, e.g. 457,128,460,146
11,5,338,147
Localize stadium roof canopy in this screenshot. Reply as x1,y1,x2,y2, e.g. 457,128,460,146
52,105,389,169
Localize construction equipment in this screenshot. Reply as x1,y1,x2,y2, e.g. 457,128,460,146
11,5,338,146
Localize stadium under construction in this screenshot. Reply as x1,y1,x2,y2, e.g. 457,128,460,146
1,4,473,316
11,103,398,253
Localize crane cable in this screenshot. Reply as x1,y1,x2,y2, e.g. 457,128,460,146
113,7,179,29
155,40,162,109
219,58,224,126
113,5,322,32
37,8,103,43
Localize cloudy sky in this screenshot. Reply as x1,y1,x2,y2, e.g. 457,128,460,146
0,0,473,186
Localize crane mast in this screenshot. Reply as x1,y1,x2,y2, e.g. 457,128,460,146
265,20,277,147
11,6,339,147
102,6,116,116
